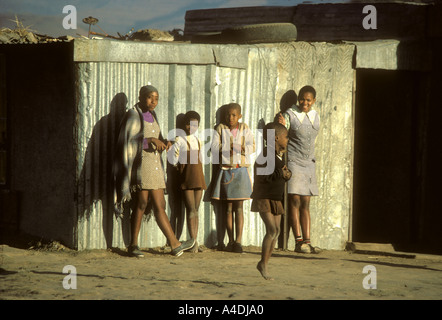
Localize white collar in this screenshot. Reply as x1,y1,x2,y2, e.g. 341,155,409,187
291,105,317,124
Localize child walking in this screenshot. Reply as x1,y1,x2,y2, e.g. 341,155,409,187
252,122,291,280
209,103,255,253
169,111,206,252
114,85,195,257
277,85,321,254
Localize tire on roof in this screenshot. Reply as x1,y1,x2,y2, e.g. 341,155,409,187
191,23,297,44
191,32,223,44
222,23,297,44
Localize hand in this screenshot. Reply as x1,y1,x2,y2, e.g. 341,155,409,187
151,138,166,152
277,113,286,126
165,140,173,151
282,165,292,180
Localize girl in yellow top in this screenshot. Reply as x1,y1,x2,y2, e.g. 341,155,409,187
209,103,255,253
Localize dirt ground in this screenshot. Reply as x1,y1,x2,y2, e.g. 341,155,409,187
1,241,441,302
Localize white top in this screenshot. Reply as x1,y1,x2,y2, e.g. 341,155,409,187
169,135,202,166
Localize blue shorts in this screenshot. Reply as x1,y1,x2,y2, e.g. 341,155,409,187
211,167,252,200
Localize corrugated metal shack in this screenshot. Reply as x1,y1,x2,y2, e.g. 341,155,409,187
1,1,441,253
74,38,355,251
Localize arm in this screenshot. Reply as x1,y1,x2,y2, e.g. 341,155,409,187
143,137,166,151
241,124,255,155
169,136,181,166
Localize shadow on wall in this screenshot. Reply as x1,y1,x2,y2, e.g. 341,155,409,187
166,113,186,242
77,92,129,249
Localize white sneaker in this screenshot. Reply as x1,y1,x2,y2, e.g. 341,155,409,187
295,242,310,253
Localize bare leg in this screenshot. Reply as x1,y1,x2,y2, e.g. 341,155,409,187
130,190,149,247
183,189,202,252
150,189,181,250
288,194,302,239
194,190,203,252
214,200,226,250
169,189,184,245
299,196,311,241
225,201,234,247
233,200,244,244
257,211,281,280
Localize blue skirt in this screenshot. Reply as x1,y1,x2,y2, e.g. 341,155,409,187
211,167,252,200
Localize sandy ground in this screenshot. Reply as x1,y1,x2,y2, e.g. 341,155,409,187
1,241,442,302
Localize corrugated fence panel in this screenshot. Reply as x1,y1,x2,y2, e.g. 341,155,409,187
74,41,354,251
75,46,279,250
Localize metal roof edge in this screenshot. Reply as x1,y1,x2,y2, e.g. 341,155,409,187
73,39,249,69
345,39,432,71
73,39,215,64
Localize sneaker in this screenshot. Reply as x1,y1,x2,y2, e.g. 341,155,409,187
294,242,310,253
308,244,322,254
233,242,243,253
225,242,234,252
171,239,195,257
128,245,144,258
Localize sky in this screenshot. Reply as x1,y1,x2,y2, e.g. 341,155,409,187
0,0,349,38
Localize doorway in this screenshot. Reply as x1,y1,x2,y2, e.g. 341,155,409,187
352,69,420,252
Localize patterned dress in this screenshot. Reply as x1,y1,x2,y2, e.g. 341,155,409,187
141,115,166,190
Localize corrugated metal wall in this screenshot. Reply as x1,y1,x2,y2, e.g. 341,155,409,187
75,43,279,250
74,40,355,251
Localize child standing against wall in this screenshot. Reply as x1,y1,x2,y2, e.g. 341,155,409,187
252,122,291,280
209,103,255,253
169,111,206,252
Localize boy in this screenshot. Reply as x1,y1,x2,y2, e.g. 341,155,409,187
210,103,255,253
252,122,291,280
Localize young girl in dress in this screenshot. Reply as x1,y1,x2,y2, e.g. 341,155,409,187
252,122,291,280
169,111,206,252
114,85,195,257
209,103,255,253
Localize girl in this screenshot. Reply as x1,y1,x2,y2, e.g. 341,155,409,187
209,103,255,253
278,85,321,254
252,122,291,280
169,111,207,252
114,85,195,257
